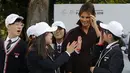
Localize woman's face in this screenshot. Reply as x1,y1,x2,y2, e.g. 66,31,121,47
45,32,53,45
79,12,91,27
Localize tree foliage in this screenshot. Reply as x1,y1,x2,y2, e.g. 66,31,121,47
0,0,29,39
0,0,129,39
0,0,29,22
55,0,130,3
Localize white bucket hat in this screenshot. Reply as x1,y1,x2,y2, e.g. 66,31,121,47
52,21,66,29
26,25,36,37
100,21,124,37
5,13,24,27
34,22,57,37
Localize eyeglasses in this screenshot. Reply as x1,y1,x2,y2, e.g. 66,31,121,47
102,29,110,34
14,22,24,27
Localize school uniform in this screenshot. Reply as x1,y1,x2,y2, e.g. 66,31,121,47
27,48,70,73
0,37,28,73
0,38,4,49
53,43,66,73
93,41,124,73
54,43,63,58
90,44,104,66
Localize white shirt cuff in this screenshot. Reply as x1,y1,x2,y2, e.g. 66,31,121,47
65,51,70,56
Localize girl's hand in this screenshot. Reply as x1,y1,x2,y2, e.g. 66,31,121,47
66,41,77,54
90,66,95,73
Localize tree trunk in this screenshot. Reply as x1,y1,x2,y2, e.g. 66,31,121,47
26,0,49,40
26,0,49,28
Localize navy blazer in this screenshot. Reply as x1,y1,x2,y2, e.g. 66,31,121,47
94,43,124,73
53,43,62,59
0,39,28,73
0,38,4,50
27,50,70,73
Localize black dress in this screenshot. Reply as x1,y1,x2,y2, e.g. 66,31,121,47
62,25,98,73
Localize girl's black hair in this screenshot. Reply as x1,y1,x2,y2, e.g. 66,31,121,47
12,18,23,24
27,33,54,59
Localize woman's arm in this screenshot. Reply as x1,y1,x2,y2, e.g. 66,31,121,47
90,15,101,37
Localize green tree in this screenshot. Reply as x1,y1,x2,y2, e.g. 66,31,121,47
55,0,129,3
0,0,129,39
0,0,29,39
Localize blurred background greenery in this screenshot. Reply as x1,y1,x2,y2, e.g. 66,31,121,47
0,0,129,40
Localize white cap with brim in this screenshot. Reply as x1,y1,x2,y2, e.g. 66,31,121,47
100,21,124,37
5,13,24,27
26,25,36,37
52,21,66,29
34,22,58,37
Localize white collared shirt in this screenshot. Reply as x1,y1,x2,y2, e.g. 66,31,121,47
56,43,62,47
106,40,119,49
56,42,62,50
4,36,20,53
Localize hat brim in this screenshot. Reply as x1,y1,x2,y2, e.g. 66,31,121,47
52,24,65,29
100,23,109,30
46,26,58,32
58,25,66,29
52,21,66,29
26,25,36,37
17,16,24,20
10,16,24,24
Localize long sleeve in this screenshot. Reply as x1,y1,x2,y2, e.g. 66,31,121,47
39,52,69,70
19,42,29,73
91,45,104,66
27,51,70,71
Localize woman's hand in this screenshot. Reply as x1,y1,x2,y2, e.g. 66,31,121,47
97,31,104,45
90,15,97,28
90,15,101,37
75,36,82,52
